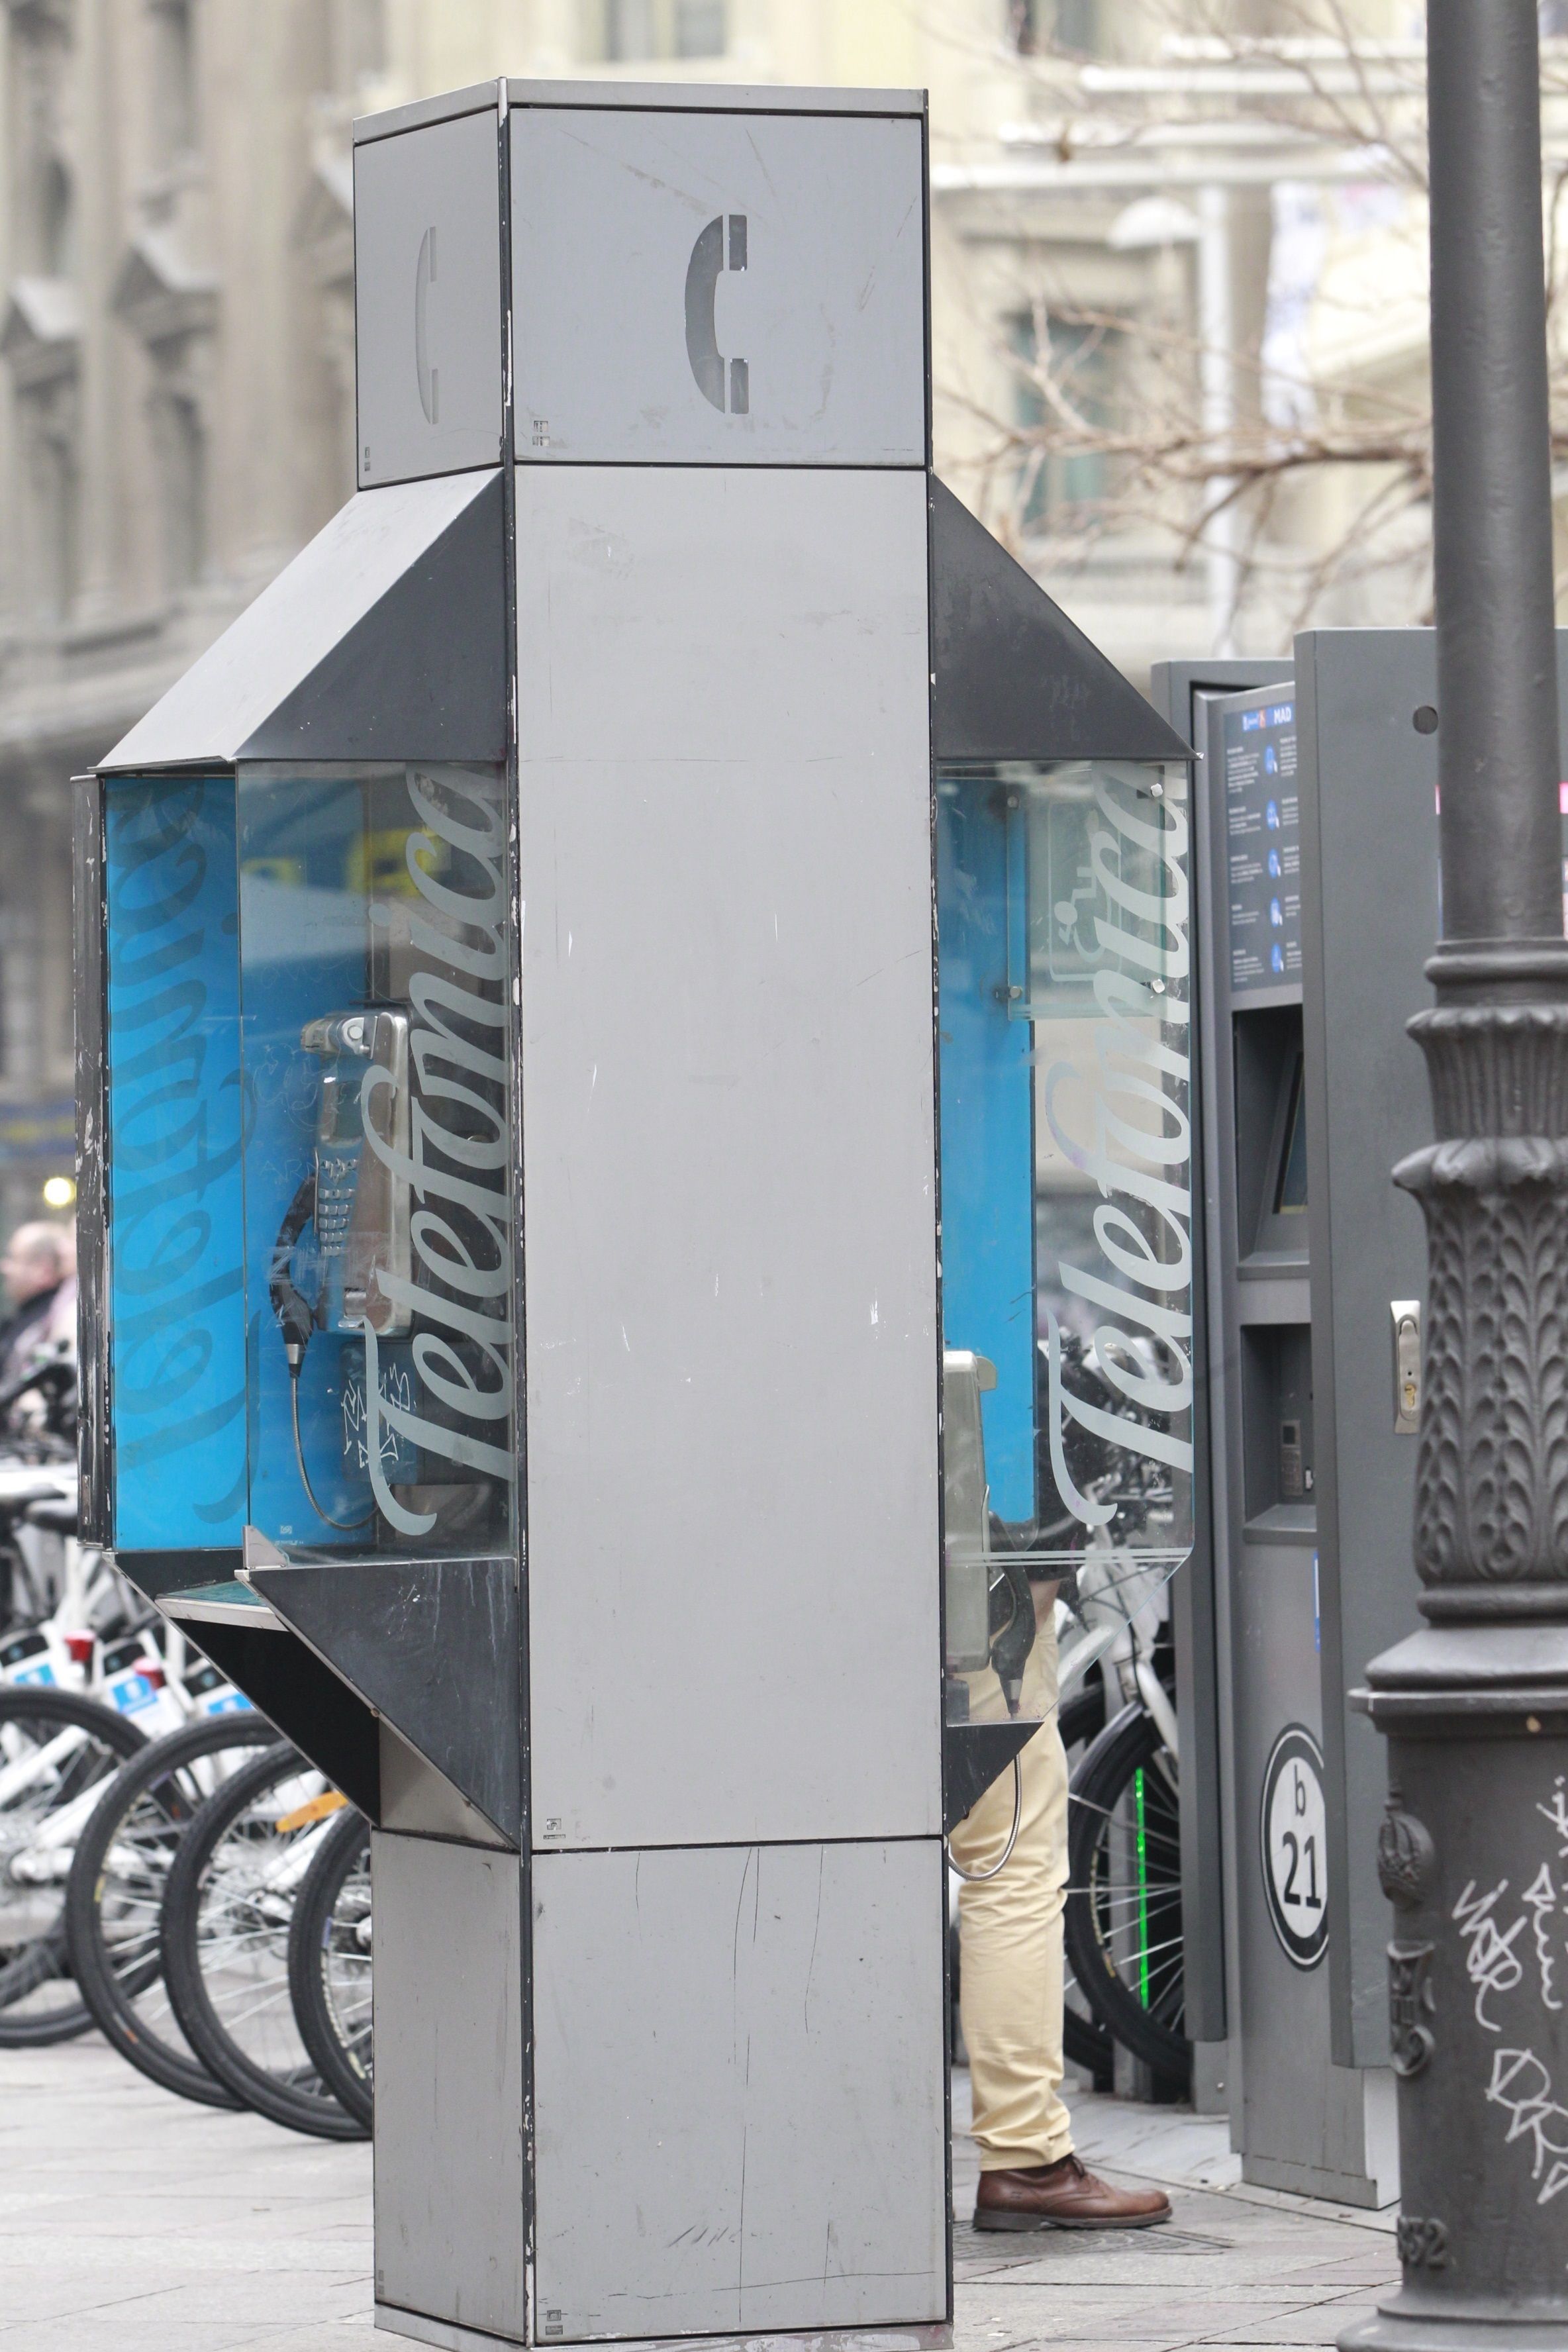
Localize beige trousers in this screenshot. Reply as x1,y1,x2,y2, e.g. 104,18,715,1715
948,1615,1074,2171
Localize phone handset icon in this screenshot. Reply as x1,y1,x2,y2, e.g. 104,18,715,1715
685,213,750,415
415,226,439,424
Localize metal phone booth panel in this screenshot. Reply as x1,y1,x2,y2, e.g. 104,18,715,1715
79,77,953,2352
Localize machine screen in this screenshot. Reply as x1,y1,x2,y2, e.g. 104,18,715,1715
1224,697,1301,993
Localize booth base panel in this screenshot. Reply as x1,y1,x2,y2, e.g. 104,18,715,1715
372,1832,948,2350
375,2309,952,2352
532,1838,948,2343
373,1834,526,2341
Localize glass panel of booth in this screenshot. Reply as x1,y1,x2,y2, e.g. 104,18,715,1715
101,762,516,1561
936,758,1193,1734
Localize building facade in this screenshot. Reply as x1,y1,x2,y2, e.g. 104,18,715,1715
0,0,1426,1236
0,0,379,1229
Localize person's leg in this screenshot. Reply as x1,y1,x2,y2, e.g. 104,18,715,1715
950,1610,1170,2230
950,1620,1073,2171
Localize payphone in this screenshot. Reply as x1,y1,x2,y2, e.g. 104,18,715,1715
77,77,1195,2352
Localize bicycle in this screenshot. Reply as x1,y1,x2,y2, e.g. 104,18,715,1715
162,1745,367,2140
1059,1542,1187,2082
287,1802,372,2129
0,1681,146,2045
64,1709,283,2106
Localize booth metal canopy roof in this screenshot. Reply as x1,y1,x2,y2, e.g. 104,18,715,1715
101,466,1188,776
99,467,507,772
930,476,1193,765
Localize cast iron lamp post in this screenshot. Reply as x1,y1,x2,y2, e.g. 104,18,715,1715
1341,7,1568,2348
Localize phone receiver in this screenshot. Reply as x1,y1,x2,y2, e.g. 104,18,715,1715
685,213,749,416
268,1172,317,1367
415,226,438,425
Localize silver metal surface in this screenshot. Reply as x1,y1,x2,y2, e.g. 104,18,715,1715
371,1832,526,2339
350,1009,413,1335
1390,1302,1421,1434
385,2304,950,2342
356,80,924,147
356,81,503,146
99,473,497,769
511,109,926,466
507,78,925,117
516,464,940,1851
160,1581,283,1630
377,2308,948,2352
942,1349,994,1674
355,110,503,487
377,1721,509,1851
532,1839,948,2342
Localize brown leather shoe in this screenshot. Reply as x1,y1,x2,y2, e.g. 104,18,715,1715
974,2154,1171,2231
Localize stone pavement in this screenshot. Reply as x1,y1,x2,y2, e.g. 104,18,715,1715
954,2074,1400,2352
0,2041,1398,2349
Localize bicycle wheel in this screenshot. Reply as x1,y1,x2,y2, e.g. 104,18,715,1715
287,1805,372,2129
1056,1685,1112,2081
0,1686,145,2045
65,1709,279,2105
162,1745,366,2140
1064,1698,1189,2081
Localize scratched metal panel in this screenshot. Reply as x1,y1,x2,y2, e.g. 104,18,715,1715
517,464,941,1851
509,107,926,466
355,109,504,487
371,1833,526,2337
249,1558,520,1842
531,1839,947,2341
99,473,502,769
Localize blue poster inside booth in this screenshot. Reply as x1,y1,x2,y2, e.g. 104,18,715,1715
104,776,248,1549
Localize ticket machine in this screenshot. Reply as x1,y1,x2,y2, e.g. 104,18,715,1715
1158,633,1568,2204
76,79,1189,2352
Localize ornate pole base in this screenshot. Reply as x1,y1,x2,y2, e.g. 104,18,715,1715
1341,986,1568,2352
1337,1632,1568,2352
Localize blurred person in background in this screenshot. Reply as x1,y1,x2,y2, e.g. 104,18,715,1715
0,1224,76,1395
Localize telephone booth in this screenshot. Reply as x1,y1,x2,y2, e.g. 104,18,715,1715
77,77,1189,2352
932,493,1197,2083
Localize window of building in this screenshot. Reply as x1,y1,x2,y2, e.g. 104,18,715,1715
158,385,206,588
40,154,73,274
1010,0,1102,56
7,3,74,276
1008,309,1123,532
149,0,197,164
15,381,79,622
35,415,77,616
580,0,728,64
